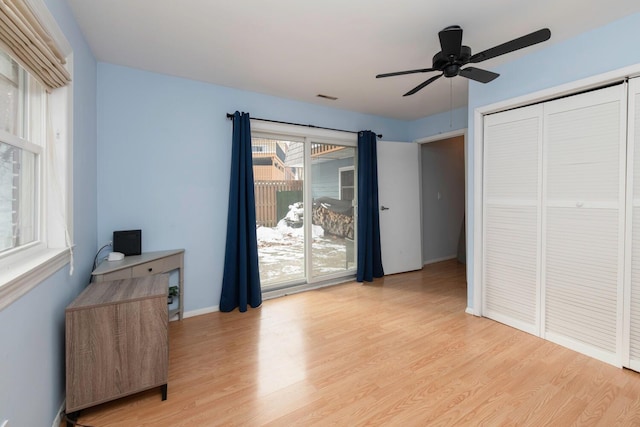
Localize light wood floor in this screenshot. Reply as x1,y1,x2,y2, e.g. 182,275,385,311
68,260,640,426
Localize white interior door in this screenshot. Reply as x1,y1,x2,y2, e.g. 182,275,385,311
377,141,422,275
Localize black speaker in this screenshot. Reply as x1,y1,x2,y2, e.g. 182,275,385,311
113,229,141,256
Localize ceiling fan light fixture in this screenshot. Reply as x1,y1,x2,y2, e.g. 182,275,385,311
443,64,460,78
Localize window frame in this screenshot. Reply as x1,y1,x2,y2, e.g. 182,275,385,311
0,0,73,312
0,54,45,255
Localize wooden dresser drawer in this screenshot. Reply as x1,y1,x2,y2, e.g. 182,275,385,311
163,253,182,271
132,258,165,277
94,268,132,282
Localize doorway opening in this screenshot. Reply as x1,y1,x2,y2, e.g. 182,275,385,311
418,132,467,270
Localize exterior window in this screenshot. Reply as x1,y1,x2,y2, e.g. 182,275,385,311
0,51,44,254
0,0,73,311
339,166,355,202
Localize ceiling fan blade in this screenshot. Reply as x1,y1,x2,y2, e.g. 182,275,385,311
469,28,551,63
459,67,500,83
403,73,443,96
439,25,463,57
376,68,437,78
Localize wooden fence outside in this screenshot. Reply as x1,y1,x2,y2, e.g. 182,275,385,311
255,180,303,227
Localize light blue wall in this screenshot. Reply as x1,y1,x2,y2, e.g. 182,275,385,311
408,107,467,141
97,63,411,314
0,0,97,426
4,7,640,424
466,12,640,308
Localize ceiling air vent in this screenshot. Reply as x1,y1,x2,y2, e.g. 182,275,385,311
317,94,338,101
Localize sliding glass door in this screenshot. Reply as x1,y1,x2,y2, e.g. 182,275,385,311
252,137,305,287
252,135,356,290
310,144,356,277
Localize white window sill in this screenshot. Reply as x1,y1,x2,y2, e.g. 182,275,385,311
0,247,71,312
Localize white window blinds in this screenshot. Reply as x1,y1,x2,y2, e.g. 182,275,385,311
0,0,70,89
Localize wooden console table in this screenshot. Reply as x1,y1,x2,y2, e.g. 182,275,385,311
92,249,184,320
65,275,169,424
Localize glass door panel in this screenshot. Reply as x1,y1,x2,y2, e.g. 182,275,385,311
310,144,356,278
253,137,305,288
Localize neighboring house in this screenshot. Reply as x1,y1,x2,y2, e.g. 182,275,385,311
251,138,291,181
284,141,303,180
253,139,355,227
286,142,356,238
285,142,355,201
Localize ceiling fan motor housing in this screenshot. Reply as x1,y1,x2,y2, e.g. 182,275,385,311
433,46,471,77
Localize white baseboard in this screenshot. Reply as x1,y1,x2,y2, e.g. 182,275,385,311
423,254,457,265
52,399,65,427
174,276,355,320
465,306,480,316
181,305,219,319
175,278,355,320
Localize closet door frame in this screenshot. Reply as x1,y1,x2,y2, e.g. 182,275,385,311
468,64,640,366
474,63,640,321
624,77,640,370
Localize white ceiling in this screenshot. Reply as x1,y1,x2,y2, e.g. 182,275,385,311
66,0,640,121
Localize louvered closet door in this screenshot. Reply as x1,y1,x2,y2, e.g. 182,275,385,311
483,104,543,335
626,77,640,371
542,84,626,366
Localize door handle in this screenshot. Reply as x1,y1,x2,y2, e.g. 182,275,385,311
381,206,389,211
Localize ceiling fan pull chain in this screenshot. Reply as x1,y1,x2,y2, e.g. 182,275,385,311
450,78,453,127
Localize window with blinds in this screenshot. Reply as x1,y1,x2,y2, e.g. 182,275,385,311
0,0,72,312
0,0,70,89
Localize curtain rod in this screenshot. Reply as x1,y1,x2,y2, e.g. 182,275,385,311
226,113,382,139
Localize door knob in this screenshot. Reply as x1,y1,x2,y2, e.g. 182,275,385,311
381,206,389,211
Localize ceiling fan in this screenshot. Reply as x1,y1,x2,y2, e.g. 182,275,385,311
377,26,551,96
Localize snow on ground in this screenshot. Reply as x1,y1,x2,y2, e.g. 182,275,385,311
256,218,324,244
256,217,351,286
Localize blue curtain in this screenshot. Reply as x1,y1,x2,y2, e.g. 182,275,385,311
357,130,384,282
220,111,262,312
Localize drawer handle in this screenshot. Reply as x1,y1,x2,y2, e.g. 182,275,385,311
148,268,153,272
